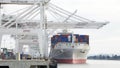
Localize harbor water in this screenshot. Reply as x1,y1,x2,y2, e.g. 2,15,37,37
58,60,120,68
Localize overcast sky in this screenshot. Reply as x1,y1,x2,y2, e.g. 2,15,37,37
1,0,120,55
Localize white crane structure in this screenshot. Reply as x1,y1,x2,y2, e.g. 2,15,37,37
0,0,108,60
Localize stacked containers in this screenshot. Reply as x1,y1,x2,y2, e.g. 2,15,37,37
84,35,89,44
79,35,89,44
59,35,64,42
51,34,72,45
74,34,79,43
79,35,84,42
60,34,69,42
68,34,72,42
51,34,89,47
55,34,72,43
51,35,59,48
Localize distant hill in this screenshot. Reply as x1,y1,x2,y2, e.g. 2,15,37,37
88,54,120,60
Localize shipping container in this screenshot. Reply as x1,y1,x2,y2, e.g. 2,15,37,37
51,34,89,47
78,35,89,44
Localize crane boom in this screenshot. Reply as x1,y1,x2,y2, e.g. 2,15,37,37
0,0,50,4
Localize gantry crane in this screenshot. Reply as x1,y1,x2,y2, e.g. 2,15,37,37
0,0,108,59
0,0,108,68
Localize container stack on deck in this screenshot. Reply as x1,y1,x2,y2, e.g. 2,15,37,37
51,34,89,47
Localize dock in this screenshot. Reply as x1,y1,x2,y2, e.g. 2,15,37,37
0,60,50,68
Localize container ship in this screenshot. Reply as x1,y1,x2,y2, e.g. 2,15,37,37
50,31,90,64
